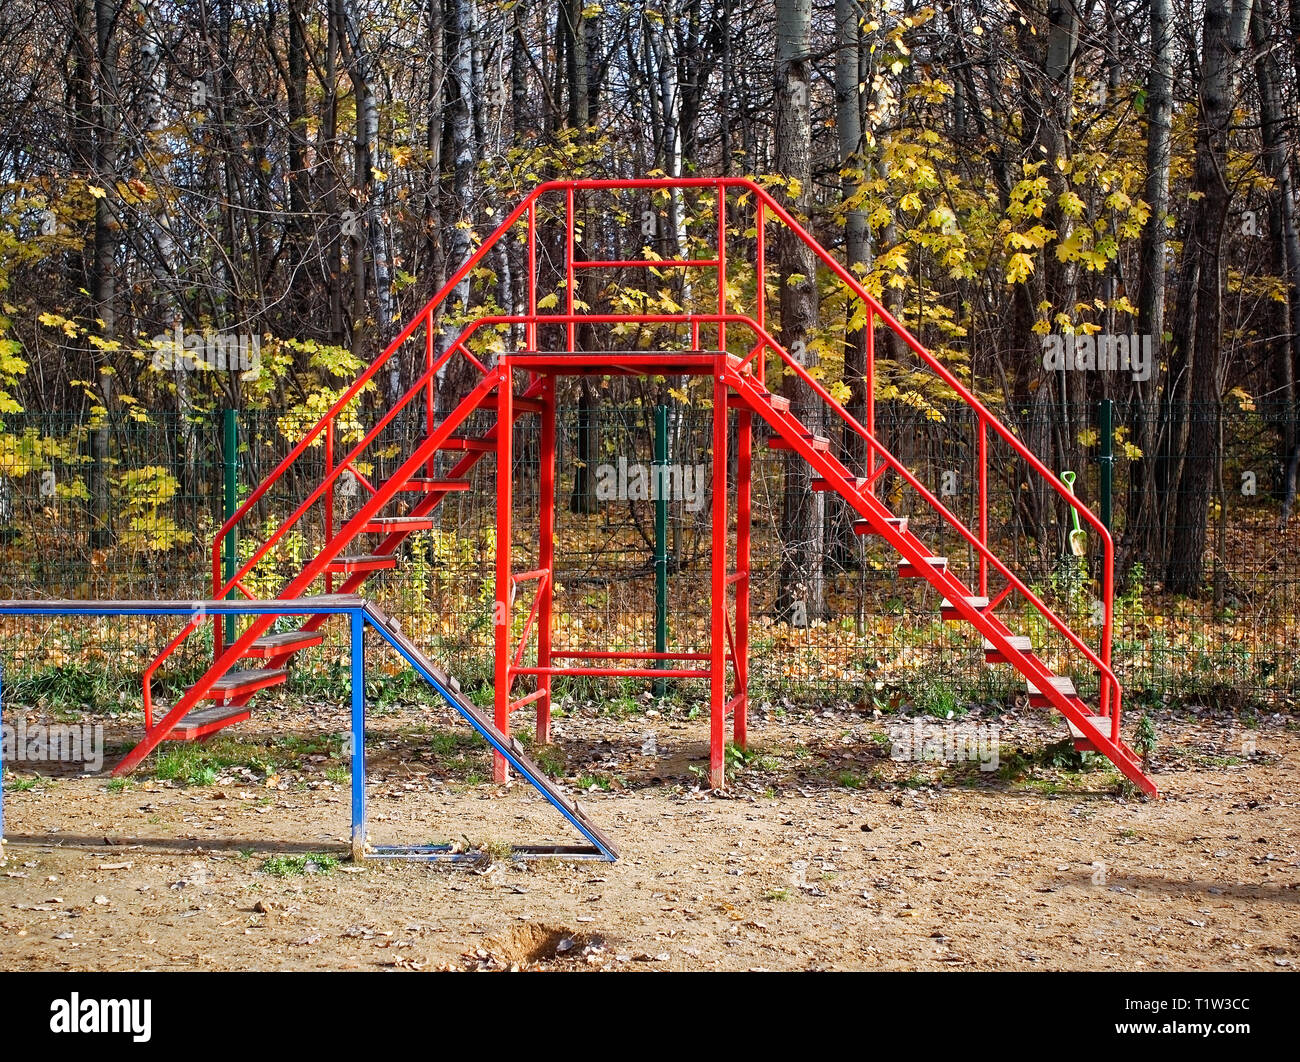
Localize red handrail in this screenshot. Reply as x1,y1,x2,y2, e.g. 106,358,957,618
730,331,1123,739
740,180,1117,715
210,187,547,550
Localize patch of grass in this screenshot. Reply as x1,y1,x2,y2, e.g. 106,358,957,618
324,766,349,784
1136,713,1158,763
995,748,1033,782
763,887,790,901
364,666,441,710
5,775,39,792
725,742,779,777
7,663,130,713
1038,739,1098,772
475,838,514,863
578,772,615,791
529,743,567,776
835,770,865,789
598,695,640,718
1113,777,1141,799
151,739,279,785
105,777,132,793
911,678,966,719
258,852,339,877
427,729,480,757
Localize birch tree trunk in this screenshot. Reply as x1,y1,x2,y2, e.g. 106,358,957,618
774,0,824,624
1132,0,1174,566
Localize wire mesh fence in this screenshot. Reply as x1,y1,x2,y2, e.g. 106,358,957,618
0,395,1295,712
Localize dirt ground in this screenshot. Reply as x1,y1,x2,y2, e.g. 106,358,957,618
1,691,1297,971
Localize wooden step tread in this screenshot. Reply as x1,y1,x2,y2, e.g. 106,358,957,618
1027,676,1077,697
441,436,494,453
165,705,250,741
247,630,324,657
1067,714,1114,740
899,556,947,576
853,516,907,535
747,391,791,413
476,393,545,414
398,478,472,493
983,636,1033,652
325,554,397,573
1026,676,1082,707
364,516,434,532
207,668,287,694
768,433,830,453
940,596,989,619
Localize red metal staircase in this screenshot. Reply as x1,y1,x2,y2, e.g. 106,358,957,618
116,177,1158,799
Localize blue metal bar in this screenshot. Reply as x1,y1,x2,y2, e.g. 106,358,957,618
350,608,366,861
1,661,5,855
0,597,365,619
0,596,616,862
363,612,616,860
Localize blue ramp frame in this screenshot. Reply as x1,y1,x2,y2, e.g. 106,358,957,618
0,597,616,862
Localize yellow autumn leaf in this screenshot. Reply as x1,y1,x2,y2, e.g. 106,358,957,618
1005,252,1034,284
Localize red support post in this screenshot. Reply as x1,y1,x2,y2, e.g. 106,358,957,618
565,186,576,352
493,360,513,783
710,360,729,789
734,400,751,750
865,309,875,490
717,185,727,354
536,377,556,744
526,201,537,351
425,312,437,478
978,416,988,597
755,198,765,385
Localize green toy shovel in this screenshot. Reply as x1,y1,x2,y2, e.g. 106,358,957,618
1061,470,1086,557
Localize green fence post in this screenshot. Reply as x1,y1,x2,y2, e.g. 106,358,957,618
654,403,668,696
223,407,238,644
1098,398,1114,533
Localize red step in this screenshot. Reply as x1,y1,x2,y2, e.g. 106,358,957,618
853,516,907,535
1068,712,1118,752
728,393,791,413
325,554,397,574
398,478,472,493
196,667,287,704
899,555,947,577
940,595,988,620
164,705,251,741
476,393,545,414
245,630,324,659
768,433,830,453
363,515,435,534
982,635,1033,664
814,476,866,491
441,436,494,453
1026,675,1080,708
